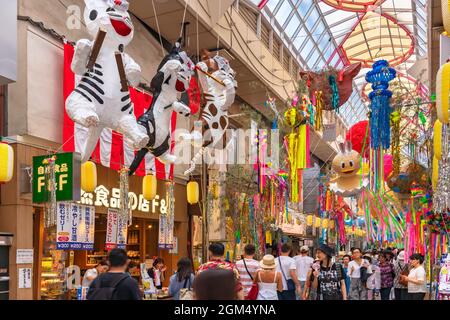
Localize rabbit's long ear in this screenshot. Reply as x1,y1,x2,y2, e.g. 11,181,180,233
345,141,353,153
339,143,346,154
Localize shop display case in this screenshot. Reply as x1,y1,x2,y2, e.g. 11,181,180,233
40,255,66,300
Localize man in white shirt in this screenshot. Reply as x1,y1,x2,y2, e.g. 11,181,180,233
294,245,314,300
348,248,372,300
235,244,260,298
82,260,109,287
276,243,301,300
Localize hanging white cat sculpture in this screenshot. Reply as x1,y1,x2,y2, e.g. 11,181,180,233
66,0,149,163
184,50,237,175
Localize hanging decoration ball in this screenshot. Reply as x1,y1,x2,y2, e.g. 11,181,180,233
187,181,200,205
436,62,450,124
142,174,157,201
306,215,313,226
0,143,14,183
314,217,322,228
383,154,393,180
322,218,329,229
329,219,335,229
434,119,443,160
432,156,439,191
81,161,97,193
345,120,370,157
284,107,299,127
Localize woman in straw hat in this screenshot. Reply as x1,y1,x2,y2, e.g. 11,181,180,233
254,255,283,300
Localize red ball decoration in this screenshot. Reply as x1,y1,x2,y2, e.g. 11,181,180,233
346,120,370,157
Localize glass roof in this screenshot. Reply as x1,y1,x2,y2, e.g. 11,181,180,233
247,0,428,129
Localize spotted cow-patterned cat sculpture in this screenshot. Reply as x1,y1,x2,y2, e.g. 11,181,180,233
183,50,237,175
66,0,149,163
128,42,193,176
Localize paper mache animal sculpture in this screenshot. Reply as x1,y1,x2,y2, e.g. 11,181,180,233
329,141,368,197
128,41,194,176
300,63,362,111
183,49,237,175
66,0,149,163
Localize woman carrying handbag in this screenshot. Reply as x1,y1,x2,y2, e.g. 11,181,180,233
252,255,283,300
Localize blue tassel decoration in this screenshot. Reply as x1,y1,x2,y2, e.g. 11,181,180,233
366,60,396,150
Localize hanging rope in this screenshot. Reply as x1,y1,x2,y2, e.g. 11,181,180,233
179,0,190,40
151,0,165,57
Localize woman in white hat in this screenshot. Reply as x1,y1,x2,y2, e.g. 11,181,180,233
254,255,283,300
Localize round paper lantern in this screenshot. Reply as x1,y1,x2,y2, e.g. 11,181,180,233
322,218,329,229
0,143,14,183
81,161,97,193
433,156,439,191
346,120,370,158
314,217,322,228
436,62,450,124
306,215,313,226
143,174,157,201
383,154,393,180
187,181,199,205
434,120,443,160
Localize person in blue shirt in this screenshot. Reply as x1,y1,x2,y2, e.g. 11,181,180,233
168,257,195,300
342,254,352,296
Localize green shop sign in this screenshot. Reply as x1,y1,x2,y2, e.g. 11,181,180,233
32,152,81,203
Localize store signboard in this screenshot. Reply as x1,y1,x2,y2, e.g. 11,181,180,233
280,223,304,236
32,152,81,203
105,208,127,250
78,185,170,215
56,202,95,250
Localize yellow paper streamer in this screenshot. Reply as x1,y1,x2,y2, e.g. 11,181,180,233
436,62,450,124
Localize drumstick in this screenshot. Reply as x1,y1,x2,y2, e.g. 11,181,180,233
195,66,225,87
115,52,129,92
86,28,107,71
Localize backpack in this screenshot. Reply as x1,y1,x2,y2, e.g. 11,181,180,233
179,276,193,300
87,274,130,300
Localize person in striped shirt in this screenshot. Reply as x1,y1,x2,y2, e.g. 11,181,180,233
235,244,260,298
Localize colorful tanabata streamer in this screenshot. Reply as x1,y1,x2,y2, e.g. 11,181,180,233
285,124,310,202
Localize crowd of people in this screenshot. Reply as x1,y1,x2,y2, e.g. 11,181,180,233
82,243,428,300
